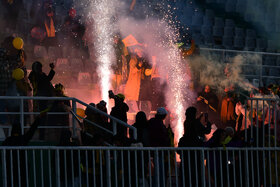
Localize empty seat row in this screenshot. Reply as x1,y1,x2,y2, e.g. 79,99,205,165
33,45,87,59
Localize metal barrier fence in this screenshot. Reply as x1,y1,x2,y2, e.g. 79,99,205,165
200,48,280,86
0,96,137,140
243,97,280,147
0,146,279,187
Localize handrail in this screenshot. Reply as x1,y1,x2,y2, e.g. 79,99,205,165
74,98,137,139
0,146,279,151
200,47,280,56
0,96,137,140
0,96,75,100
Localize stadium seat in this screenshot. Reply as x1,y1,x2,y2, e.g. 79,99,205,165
235,0,246,14
235,27,245,37
233,37,244,49
222,36,233,49
214,17,224,27
245,37,256,51
48,46,62,60
204,35,214,46
203,16,214,26
225,19,235,27
126,100,139,113
201,26,213,36
225,0,237,13
216,0,227,4
256,38,267,51
56,58,70,71
252,79,260,88
205,9,214,18
266,40,277,52
213,26,224,37
78,72,91,84
265,78,277,86
224,26,234,37
276,56,280,66
139,101,152,117
262,68,268,76
33,45,48,59
264,13,275,32
246,29,256,39
263,56,276,66
206,0,216,3
244,12,254,22
70,58,84,72
275,24,280,33
268,68,279,76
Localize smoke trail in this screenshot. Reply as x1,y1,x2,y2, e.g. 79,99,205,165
88,0,116,103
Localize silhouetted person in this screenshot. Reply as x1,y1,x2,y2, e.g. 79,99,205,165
28,61,55,139
109,91,129,138
129,111,149,146
178,106,211,186
148,107,170,186
179,106,211,147
148,107,170,147
197,85,220,127
47,83,71,142
3,112,45,187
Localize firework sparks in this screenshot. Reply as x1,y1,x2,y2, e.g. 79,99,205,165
88,0,116,103
159,3,195,146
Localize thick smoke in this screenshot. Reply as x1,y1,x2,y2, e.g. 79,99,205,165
189,53,261,94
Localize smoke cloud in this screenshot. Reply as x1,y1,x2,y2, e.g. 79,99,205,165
189,53,261,94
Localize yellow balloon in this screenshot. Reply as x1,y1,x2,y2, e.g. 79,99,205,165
12,68,24,80
12,37,24,50
76,108,85,120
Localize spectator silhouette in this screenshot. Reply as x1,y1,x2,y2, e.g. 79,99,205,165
82,103,97,145
47,83,71,142
28,61,55,139
178,106,211,186
221,88,236,128
28,61,55,110
148,107,170,187
109,91,129,138
129,111,149,146
179,106,211,147
197,85,220,127
96,100,109,126
148,107,170,147
3,112,45,187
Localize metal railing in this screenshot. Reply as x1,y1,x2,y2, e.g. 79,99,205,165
0,96,137,140
0,146,279,187
200,47,280,86
243,97,280,147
